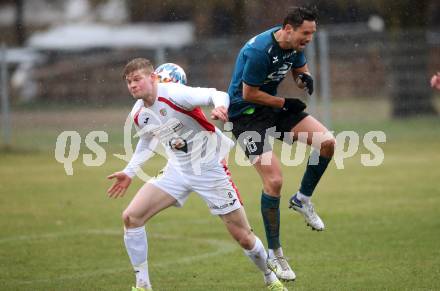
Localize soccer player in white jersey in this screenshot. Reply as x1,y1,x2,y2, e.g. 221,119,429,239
107,58,288,291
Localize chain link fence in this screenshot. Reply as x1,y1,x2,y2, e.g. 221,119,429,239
2,27,439,149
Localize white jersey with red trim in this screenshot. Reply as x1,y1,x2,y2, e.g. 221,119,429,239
123,82,234,177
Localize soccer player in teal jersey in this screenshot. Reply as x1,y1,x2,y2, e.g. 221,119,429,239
227,6,336,281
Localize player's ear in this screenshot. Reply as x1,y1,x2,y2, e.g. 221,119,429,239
284,23,294,32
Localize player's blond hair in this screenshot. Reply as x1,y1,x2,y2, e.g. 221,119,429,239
123,58,154,79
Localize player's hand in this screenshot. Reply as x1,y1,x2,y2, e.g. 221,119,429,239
431,72,440,90
211,106,229,122
282,98,307,114
107,171,132,198
297,73,314,95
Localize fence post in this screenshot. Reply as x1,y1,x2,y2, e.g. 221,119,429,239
1,43,11,147
318,29,332,128
305,38,317,117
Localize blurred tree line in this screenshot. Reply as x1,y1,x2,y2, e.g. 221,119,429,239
125,0,439,117
327,0,439,116
2,0,439,117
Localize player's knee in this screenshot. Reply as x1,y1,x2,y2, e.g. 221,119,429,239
122,210,143,228
122,211,131,227
320,138,336,158
264,175,283,194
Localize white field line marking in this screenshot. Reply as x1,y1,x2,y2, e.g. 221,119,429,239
0,219,213,244
0,229,122,243
1,229,238,285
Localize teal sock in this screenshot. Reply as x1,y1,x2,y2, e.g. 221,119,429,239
299,153,331,197
261,192,280,250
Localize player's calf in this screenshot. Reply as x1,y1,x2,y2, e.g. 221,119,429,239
228,223,255,250
221,209,255,249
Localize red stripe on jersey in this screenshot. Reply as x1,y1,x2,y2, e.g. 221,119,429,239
158,96,215,132
133,107,142,127
221,159,243,205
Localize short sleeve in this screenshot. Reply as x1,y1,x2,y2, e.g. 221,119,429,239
242,48,270,87
292,51,307,69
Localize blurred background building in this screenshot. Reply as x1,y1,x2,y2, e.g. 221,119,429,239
0,0,439,120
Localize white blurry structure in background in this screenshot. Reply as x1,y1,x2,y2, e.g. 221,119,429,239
96,0,128,24
8,49,45,103
27,22,195,51
367,15,385,32
0,0,128,27
64,0,128,24
65,0,92,23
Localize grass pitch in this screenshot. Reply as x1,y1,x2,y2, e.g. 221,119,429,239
0,108,439,290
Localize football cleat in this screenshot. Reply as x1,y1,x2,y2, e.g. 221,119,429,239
267,256,296,281
289,194,324,231
267,279,288,291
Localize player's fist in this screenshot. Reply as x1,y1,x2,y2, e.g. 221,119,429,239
297,73,314,95
431,72,440,90
107,171,132,198
282,98,307,114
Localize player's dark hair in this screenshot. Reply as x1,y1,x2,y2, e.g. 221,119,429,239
283,6,318,29
123,58,154,79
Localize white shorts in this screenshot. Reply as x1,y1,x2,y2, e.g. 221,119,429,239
149,161,242,215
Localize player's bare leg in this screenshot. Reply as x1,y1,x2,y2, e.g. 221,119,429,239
289,115,336,231
122,183,177,291
123,182,177,227
252,152,296,282
220,208,287,290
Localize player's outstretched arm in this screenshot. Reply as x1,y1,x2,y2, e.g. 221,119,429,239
106,138,156,199
107,172,132,198
168,84,230,110
167,84,230,121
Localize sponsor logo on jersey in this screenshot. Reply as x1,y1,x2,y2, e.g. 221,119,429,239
265,62,293,83
172,122,183,132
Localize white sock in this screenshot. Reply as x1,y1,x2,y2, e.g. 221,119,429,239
244,236,278,284
124,226,152,288
296,191,311,204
